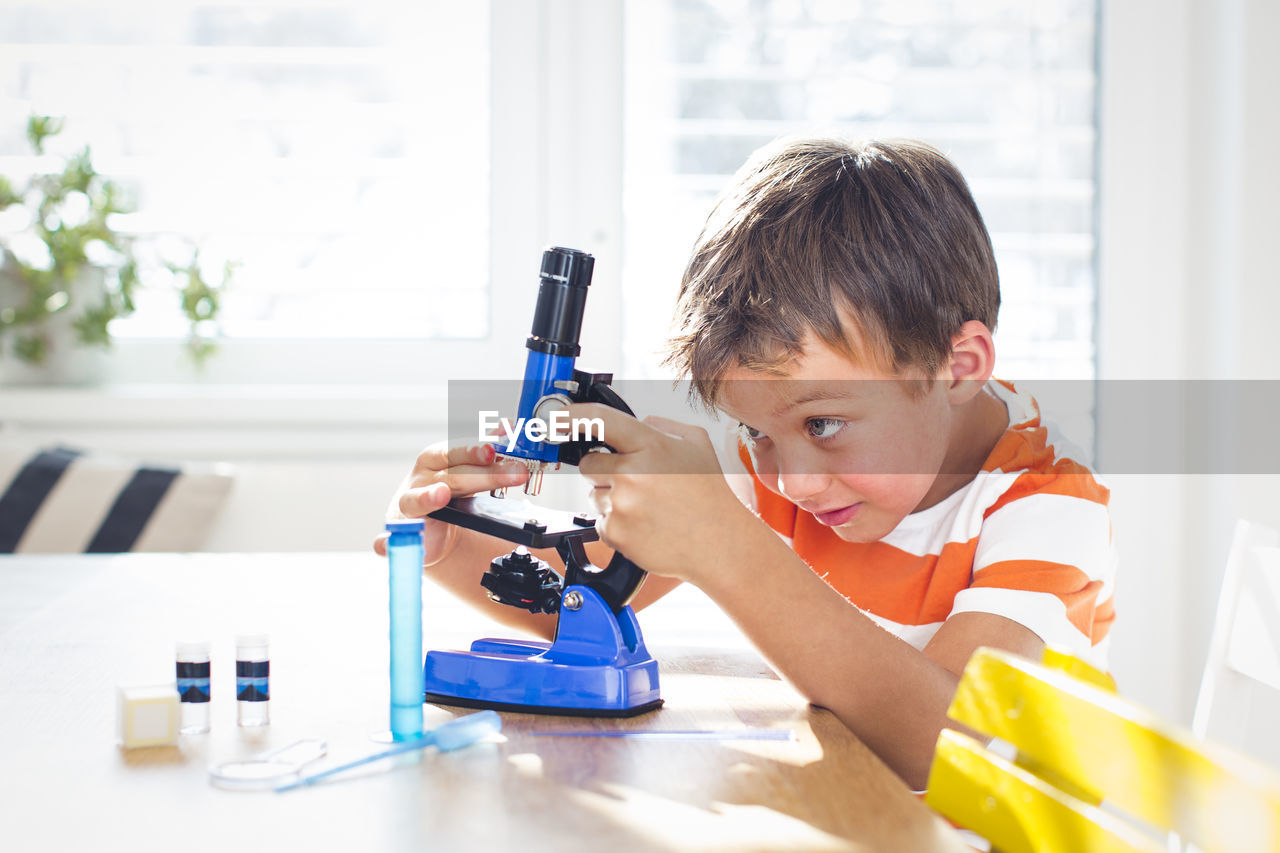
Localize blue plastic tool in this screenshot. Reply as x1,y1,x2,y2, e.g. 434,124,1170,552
423,584,660,716
385,518,425,740
275,710,501,793
528,729,796,741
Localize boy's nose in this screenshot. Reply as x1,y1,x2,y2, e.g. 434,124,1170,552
776,469,829,505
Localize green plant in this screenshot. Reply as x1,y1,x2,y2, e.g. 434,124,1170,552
0,116,229,367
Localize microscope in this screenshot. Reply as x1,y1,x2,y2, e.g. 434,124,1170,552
421,247,662,717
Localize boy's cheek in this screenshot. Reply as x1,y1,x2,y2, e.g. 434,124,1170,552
757,474,782,497
746,447,779,486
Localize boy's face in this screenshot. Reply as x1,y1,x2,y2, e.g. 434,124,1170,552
718,336,955,544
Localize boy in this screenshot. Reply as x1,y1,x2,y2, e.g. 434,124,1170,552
379,137,1115,790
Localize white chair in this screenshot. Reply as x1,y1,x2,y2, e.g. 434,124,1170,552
1192,520,1280,769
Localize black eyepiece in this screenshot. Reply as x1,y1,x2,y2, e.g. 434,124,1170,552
528,247,594,357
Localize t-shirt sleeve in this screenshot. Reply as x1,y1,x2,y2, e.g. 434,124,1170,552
737,441,798,540
948,470,1116,663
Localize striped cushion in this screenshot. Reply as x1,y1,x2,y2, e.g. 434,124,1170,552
0,446,233,553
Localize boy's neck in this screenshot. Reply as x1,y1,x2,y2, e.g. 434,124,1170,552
915,382,1009,512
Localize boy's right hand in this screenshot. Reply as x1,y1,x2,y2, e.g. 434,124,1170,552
372,442,530,566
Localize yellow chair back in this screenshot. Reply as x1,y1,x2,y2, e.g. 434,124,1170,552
925,647,1280,853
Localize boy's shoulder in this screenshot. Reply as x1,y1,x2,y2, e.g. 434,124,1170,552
973,379,1110,516
946,380,1116,662
874,379,1108,557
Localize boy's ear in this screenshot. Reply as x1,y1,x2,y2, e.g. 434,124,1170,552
944,320,996,402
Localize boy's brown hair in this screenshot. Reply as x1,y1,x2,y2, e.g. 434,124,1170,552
665,137,1000,404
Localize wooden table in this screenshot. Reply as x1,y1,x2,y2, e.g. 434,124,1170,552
0,553,967,852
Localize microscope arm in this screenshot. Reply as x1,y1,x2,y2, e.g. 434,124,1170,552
557,536,647,613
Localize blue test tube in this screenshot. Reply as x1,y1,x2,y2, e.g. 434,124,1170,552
385,519,425,740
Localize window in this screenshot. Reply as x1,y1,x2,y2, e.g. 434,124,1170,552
621,0,1099,380
1,0,1098,386
1,0,508,384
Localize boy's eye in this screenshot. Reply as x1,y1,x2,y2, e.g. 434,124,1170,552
738,422,766,441
806,417,844,439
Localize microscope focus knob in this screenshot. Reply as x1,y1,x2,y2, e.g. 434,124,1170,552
480,549,565,615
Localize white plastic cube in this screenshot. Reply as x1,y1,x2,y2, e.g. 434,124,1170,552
116,684,180,748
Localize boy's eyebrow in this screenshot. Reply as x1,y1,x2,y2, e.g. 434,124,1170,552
717,381,870,422
778,384,859,412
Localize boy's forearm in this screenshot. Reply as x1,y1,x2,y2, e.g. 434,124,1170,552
424,527,559,640
423,529,679,639
690,516,962,789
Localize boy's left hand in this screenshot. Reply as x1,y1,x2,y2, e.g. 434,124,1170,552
568,402,751,581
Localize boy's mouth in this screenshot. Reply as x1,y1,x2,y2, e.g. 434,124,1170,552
811,503,861,527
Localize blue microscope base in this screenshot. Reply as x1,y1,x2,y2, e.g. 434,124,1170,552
422,587,662,717
422,639,663,717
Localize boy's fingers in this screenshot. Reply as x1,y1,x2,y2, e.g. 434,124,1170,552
566,403,652,454
577,448,620,482
402,463,529,514
587,485,613,517
398,482,453,517
642,414,705,440
443,462,529,495
372,533,388,556
417,442,497,472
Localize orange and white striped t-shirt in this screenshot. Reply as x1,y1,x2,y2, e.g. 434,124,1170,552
744,379,1116,668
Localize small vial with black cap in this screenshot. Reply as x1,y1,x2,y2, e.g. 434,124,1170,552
235,633,270,727
175,640,211,734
